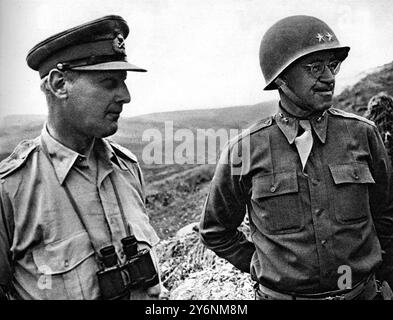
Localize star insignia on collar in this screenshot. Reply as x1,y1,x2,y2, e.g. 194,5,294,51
325,32,334,41
316,33,324,42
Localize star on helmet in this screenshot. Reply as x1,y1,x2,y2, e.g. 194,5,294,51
316,33,324,42
326,32,334,41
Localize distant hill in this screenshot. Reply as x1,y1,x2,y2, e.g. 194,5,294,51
0,101,278,164
334,61,393,115
1,59,392,164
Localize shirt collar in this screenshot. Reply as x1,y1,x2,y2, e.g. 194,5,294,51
41,124,96,184
275,105,329,145
91,137,129,171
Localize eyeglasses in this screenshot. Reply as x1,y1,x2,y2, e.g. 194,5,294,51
303,60,342,78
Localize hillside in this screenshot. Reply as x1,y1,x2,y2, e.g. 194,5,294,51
0,100,277,165
334,61,393,115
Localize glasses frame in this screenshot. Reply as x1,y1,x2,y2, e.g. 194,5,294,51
303,60,342,79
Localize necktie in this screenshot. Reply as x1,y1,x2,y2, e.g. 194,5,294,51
295,119,313,170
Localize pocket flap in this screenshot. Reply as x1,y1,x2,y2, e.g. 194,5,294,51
252,170,298,199
32,232,95,275
329,162,375,185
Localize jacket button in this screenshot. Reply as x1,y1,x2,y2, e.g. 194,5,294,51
270,186,276,193
314,208,323,215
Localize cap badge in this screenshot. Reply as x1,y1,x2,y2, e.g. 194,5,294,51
113,34,126,54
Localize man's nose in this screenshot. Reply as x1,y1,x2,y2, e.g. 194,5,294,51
115,82,131,104
319,65,335,84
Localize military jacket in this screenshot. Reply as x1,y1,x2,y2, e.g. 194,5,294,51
200,107,393,293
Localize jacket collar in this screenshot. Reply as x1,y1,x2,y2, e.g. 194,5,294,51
275,104,329,145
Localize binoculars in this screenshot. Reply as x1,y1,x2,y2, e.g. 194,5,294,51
96,235,159,300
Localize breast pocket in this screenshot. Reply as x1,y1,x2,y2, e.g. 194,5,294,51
251,170,304,234
32,231,99,300
329,162,375,224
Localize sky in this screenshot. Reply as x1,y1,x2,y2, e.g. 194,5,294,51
0,0,392,119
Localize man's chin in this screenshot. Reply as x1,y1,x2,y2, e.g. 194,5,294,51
313,97,333,111
96,123,119,138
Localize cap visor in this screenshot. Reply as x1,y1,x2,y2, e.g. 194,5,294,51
71,61,147,72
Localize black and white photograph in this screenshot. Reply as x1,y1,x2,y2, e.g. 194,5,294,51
0,0,392,306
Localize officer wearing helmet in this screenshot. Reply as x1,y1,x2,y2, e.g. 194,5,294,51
199,15,393,300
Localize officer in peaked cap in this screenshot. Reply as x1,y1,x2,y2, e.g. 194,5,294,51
0,15,166,300
200,15,393,300
27,14,146,77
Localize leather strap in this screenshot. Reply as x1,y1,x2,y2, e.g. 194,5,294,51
40,138,99,253
275,78,314,113
40,137,134,253
109,174,132,237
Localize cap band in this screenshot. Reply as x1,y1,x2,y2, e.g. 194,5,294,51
39,39,125,77
56,53,127,69
26,15,146,77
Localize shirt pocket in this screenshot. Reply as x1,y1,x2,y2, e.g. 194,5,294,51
251,170,304,234
329,162,375,224
31,231,99,300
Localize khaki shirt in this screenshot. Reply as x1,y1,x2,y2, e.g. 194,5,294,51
200,107,393,293
0,126,160,299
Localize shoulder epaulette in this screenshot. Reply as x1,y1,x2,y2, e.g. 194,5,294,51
227,115,274,149
328,108,376,127
0,138,39,179
248,116,274,135
108,141,138,163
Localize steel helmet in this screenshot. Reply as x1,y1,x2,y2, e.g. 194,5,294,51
260,15,350,90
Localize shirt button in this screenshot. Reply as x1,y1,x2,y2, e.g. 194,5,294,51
270,186,276,193
311,178,320,186
64,260,69,268
314,208,323,215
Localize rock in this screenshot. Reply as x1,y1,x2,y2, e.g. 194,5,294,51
156,222,255,300
175,222,199,238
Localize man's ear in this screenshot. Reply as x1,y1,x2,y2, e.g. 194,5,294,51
47,69,68,99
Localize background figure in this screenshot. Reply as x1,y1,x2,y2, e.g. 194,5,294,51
365,92,393,164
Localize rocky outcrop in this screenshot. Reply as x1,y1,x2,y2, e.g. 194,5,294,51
156,221,254,300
